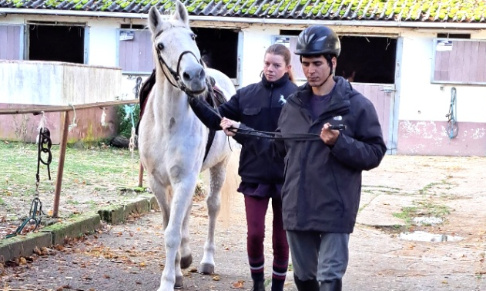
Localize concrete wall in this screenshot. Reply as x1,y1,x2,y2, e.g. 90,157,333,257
0,104,118,144
396,31,486,156
0,15,124,144
0,61,122,105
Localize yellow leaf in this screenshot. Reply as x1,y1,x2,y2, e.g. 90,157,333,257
232,280,245,289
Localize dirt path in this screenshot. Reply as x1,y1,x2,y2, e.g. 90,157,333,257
1,155,486,290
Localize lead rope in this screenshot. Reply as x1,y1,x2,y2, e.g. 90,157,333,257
446,87,458,139
6,113,51,238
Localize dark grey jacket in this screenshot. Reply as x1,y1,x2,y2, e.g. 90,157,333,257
189,73,297,184
277,76,387,233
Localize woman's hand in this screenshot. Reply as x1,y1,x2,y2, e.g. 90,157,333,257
220,117,240,137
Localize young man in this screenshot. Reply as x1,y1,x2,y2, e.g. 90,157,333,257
275,25,387,291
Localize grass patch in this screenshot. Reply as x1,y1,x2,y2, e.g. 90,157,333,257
1,141,145,221
1,141,141,191
393,200,450,230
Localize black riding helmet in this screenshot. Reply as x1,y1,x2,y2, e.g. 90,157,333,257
295,25,341,57
295,25,340,80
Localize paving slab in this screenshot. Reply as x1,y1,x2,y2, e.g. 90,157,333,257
357,194,416,227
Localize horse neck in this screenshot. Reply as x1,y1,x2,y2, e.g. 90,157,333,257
152,69,193,128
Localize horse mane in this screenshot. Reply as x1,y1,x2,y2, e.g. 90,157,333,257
136,69,156,135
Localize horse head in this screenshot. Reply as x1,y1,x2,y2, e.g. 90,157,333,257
148,1,207,96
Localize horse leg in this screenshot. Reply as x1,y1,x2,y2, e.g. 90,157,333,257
198,161,226,274
148,176,171,229
180,204,193,269
159,179,197,291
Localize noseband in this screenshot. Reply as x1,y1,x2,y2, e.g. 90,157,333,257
155,45,204,96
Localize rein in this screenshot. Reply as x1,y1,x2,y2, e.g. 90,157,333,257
227,127,322,141
155,46,203,96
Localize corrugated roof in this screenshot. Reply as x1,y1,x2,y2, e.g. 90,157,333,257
1,0,485,23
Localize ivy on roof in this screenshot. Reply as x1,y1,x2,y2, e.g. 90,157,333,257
3,0,486,22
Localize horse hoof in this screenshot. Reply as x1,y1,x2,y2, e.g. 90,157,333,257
180,254,193,269
174,276,183,289
198,263,215,274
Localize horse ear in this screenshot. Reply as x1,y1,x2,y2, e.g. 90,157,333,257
148,6,163,34
172,0,190,27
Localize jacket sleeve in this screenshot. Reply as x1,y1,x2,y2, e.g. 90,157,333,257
273,105,289,159
330,98,387,171
188,97,223,130
218,92,247,144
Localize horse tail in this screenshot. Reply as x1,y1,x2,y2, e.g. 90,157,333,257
219,147,240,229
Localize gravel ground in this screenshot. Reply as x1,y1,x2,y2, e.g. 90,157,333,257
1,154,486,291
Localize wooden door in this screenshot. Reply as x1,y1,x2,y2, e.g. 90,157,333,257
350,83,395,152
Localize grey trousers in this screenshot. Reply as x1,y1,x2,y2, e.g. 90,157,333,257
287,230,349,282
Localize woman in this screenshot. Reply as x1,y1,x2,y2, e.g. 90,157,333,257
189,43,297,291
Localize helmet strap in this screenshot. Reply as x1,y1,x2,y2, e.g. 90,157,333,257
316,54,334,88
324,54,334,76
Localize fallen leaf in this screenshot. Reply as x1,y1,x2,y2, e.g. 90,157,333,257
33,246,42,255
231,280,245,289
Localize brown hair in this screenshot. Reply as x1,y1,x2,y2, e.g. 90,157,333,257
265,43,296,83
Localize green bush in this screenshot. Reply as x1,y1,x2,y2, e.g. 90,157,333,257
116,104,140,138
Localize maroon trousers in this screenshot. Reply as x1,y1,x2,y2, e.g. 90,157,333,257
245,195,289,288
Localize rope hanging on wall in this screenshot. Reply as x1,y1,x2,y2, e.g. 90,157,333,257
68,103,77,132
446,87,458,140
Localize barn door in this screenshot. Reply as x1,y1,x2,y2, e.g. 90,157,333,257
350,83,395,153
0,25,23,60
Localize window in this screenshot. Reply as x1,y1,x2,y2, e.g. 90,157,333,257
118,27,239,80
277,33,397,84
192,28,238,79
432,39,486,84
28,22,85,64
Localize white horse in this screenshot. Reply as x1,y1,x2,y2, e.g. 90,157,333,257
139,2,236,290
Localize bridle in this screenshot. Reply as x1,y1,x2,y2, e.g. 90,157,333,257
154,29,205,96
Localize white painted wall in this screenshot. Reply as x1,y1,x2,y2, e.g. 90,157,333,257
239,27,279,87
398,31,486,124
86,20,120,67
0,61,122,105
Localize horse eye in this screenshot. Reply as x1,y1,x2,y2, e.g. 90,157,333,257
157,43,164,50
191,34,197,41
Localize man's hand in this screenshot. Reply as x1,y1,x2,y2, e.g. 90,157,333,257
320,123,340,145
220,117,239,137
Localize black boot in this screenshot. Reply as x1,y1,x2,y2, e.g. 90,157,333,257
294,274,319,291
319,279,342,291
251,279,265,291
